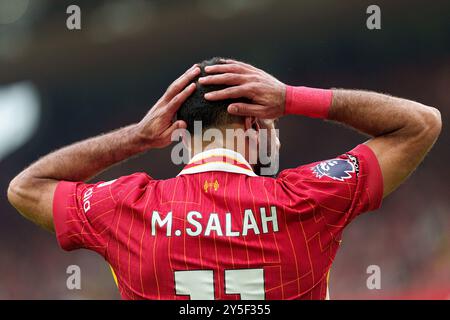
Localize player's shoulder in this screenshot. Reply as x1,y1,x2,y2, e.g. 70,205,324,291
114,172,153,185
277,152,359,186
106,172,154,198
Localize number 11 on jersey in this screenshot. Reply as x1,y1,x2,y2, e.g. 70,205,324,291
175,268,265,300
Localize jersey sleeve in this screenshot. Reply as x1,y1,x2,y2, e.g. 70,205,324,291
278,144,383,227
52,173,151,254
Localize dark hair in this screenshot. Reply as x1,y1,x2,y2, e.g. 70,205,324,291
177,57,249,133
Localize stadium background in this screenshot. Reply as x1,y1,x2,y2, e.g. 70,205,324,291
0,0,449,299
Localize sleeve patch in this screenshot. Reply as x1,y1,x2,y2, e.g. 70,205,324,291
346,154,360,174
311,156,358,181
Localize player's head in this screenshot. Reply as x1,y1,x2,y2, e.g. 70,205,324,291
177,57,280,176
177,57,248,133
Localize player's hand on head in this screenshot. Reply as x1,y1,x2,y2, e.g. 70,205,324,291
199,59,286,119
137,64,200,148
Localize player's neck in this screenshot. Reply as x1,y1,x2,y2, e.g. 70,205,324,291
194,141,248,157
186,123,257,164
189,131,253,164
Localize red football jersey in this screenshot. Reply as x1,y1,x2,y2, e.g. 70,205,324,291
53,144,383,300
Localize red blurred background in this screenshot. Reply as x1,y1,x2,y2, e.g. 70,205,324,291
0,0,448,299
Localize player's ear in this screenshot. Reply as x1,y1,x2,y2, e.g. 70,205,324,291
244,116,258,131
181,129,191,150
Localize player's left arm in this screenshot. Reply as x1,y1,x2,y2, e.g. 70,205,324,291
199,59,442,198
7,65,200,232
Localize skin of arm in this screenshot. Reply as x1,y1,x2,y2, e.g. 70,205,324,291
7,65,200,232
199,59,442,197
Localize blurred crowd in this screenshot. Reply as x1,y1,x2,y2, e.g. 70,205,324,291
0,0,448,299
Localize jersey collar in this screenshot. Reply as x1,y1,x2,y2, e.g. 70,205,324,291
178,148,257,177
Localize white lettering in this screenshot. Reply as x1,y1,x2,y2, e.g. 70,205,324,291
225,213,240,236
260,206,279,233
204,213,223,236
151,211,172,236
242,209,260,236
186,211,202,236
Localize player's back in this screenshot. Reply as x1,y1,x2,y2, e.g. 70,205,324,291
124,170,323,300
53,146,383,300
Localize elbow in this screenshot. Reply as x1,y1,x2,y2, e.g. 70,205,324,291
412,105,442,143
422,106,442,140
7,173,35,211
7,176,24,209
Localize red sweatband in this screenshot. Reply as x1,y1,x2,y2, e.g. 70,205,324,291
284,86,333,118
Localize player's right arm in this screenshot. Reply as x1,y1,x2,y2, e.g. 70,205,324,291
199,59,442,198
7,65,200,232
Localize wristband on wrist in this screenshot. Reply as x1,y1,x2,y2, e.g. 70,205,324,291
284,86,333,119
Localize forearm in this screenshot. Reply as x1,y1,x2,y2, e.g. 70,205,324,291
21,124,148,183
286,86,440,142
328,89,439,139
